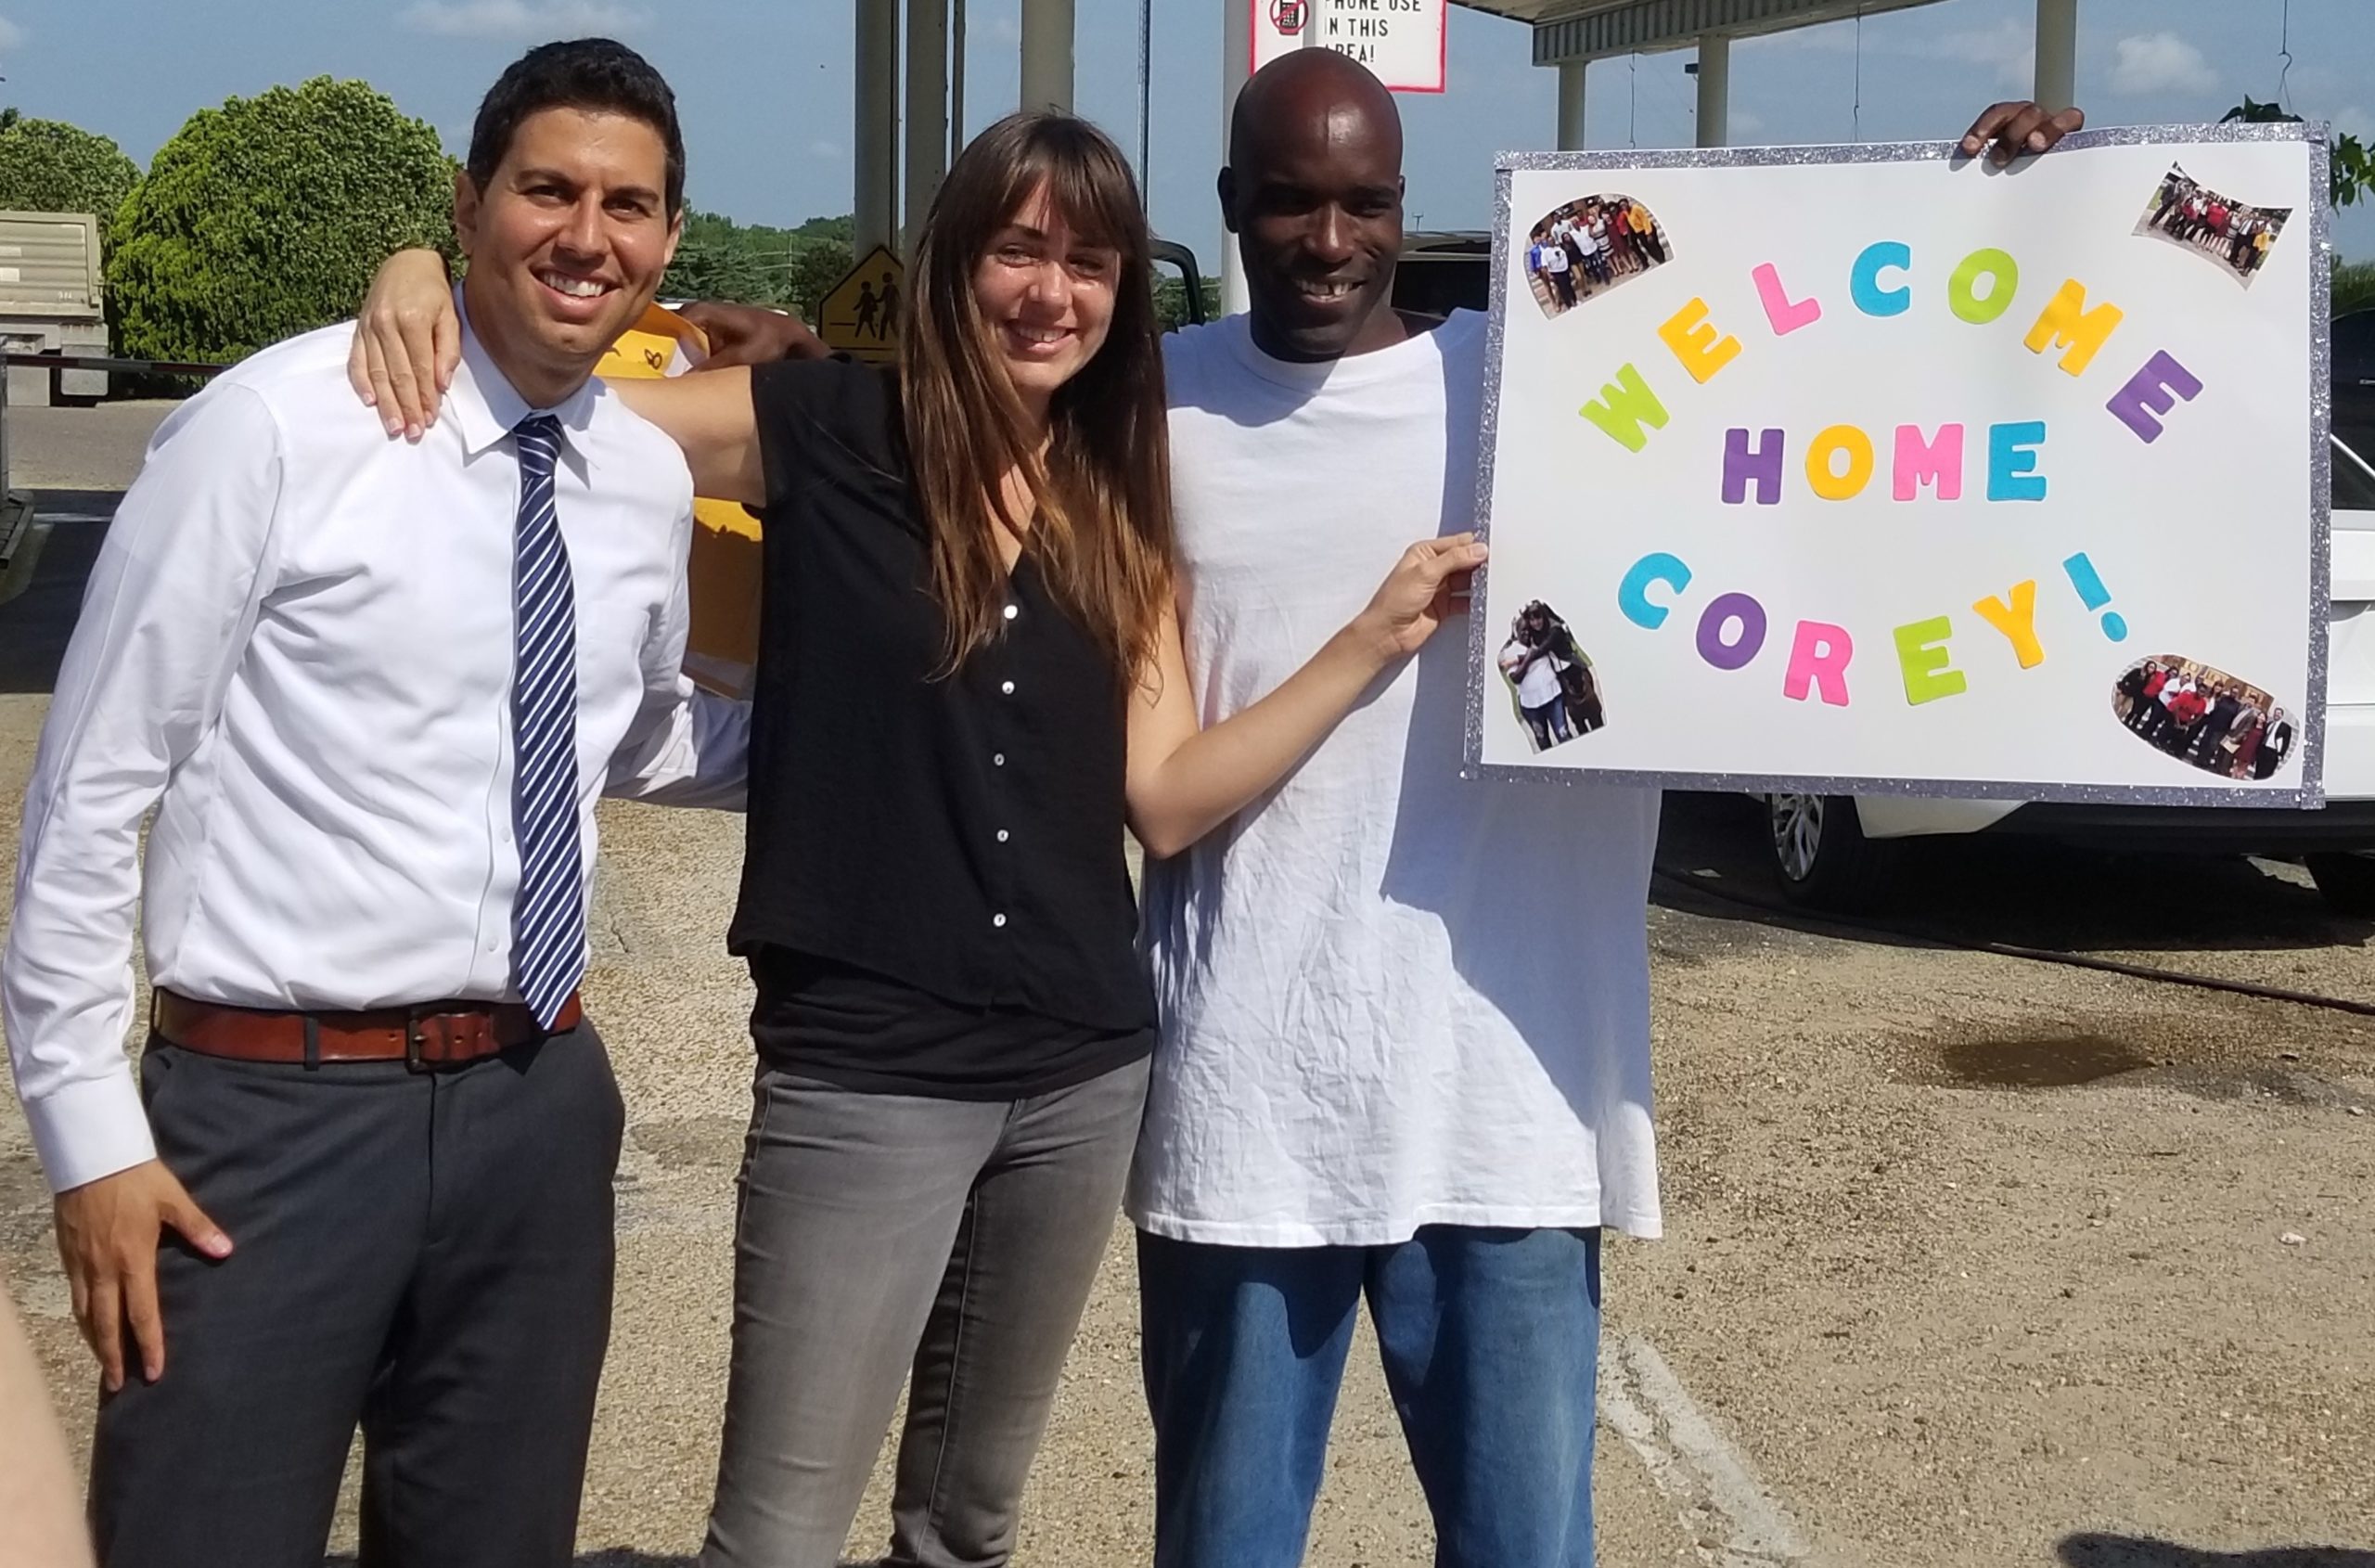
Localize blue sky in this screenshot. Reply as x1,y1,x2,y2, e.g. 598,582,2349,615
7,0,2370,262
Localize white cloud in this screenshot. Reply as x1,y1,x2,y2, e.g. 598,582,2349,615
1730,109,1768,137
808,139,841,160
0,16,26,50
401,0,647,39
1762,16,2033,91
2110,32,2217,96
1925,21,2036,92
2333,106,2372,144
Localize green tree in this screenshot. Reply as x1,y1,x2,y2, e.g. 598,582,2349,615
2337,259,2375,317
661,208,851,320
0,109,141,222
105,77,456,365
2221,97,2374,211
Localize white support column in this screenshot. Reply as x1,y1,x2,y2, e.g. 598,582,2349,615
854,0,900,258
1694,33,1730,149
905,0,949,252
1221,0,1252,316
1020,0,1075,113
2034,0,2077,113
1557,59,1588,151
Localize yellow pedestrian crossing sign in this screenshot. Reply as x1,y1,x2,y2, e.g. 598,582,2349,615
818,246,904,363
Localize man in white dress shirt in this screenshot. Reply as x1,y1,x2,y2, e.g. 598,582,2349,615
2,39,742,1568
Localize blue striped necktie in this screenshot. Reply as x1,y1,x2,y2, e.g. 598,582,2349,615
509,415,584,1027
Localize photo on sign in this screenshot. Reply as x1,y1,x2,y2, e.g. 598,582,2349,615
1497,599,1607,753
2134,162,2291,289
1522,195,1672,319
2113,654,2297,779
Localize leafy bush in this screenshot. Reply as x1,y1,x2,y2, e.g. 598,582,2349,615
105,77,456,365
0,109,140,222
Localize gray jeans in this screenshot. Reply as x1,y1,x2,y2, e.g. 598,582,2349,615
700,1054,1151,1568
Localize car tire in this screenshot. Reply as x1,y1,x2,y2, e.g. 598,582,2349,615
2305,853,2375,917
1766,793,1902,911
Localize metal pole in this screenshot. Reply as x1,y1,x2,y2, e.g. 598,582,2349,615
1137,0,1153,206
1220,0,1252,315
950,0,968,165
1557,59,1588,150
905,0,950,252
2034,0,2078,113
1020,0,1075,113
1695,33,1730,149
854,0,901,257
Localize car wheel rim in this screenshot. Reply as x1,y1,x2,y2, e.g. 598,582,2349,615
1771,794,1824,882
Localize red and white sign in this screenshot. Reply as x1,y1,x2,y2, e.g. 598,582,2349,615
1251,0,1447,95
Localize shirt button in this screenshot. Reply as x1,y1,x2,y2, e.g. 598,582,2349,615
996,829,1010,843
1002,604,1019,622
993,752,1006,767
1001,680,1016,696
993,913,1008,929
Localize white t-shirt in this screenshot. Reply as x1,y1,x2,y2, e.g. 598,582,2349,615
1507,640,1566,707
1134,310,1664,1247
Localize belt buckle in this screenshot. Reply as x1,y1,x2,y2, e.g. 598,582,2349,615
404,1009,464,1072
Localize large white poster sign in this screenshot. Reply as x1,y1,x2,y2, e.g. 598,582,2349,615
1251,0,1447,94
1467,127,2330,806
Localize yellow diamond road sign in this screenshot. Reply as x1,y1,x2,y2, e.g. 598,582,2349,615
818,245,903,363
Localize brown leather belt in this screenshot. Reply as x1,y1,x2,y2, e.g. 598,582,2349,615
152,989,584,1071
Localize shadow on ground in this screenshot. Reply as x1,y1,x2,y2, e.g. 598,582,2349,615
326,1555,695,1567
2060,1536,2375,1567
1652,792,2375,964
1,492,118,695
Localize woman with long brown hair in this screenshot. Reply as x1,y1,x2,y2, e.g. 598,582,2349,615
349,111,1478,1567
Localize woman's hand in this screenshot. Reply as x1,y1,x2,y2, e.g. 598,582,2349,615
1348,533,1488,664
345,249,461,441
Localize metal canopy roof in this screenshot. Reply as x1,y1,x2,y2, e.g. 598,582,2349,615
1455,0,1949,65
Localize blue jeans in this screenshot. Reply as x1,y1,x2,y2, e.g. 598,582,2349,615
1136,1225,1603,1568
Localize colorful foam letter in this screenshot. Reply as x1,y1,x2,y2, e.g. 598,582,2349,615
1893,617,1968,705
1893,424,1966,502
1784,622,1854,706
1850,241,1912,317
2022,278,2125,377
1723,428,1787,506
1806,425,1876,502
1696,592,1768,671
1948,248,2020,325
1658,298,1744,386
1618,551,1691,629
1581,364,1673,453
1971,580,2045,668
2105,351,2204,443
1752,262,1824,336
1986,420,2048,502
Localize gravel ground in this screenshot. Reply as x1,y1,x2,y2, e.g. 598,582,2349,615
3,410,2372,1568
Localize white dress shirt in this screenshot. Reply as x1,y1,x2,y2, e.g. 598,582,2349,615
4,292,748,1192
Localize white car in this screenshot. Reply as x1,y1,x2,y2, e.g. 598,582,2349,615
1767,321,2375,917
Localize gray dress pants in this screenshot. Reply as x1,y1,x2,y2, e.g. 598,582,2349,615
699,1055,1150,1568
88,1025,625,1568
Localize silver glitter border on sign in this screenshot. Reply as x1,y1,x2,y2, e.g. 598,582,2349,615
1461,123,2334,812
